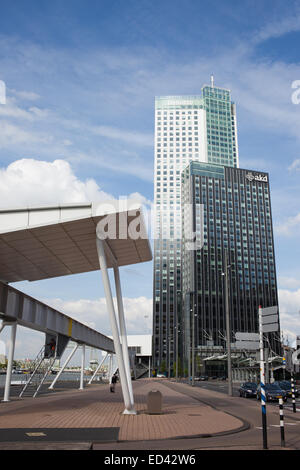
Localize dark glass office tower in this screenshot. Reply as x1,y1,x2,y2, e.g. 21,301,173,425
152,83,239,372
181,162,281,373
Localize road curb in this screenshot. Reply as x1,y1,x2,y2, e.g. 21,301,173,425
164,381,251,437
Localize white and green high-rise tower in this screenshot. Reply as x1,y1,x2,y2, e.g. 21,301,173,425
152,79,239,372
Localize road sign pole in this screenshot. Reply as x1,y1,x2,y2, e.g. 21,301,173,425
224,249,233,397
291,372,296,413
279,397,285,447
259,305,268,450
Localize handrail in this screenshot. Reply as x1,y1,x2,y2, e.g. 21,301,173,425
19,346,47,397
33,356,56,398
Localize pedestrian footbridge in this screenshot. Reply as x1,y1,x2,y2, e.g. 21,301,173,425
0,201,152,412
0,279,115,399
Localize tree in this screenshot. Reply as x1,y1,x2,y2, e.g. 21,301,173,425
173,357,183,377
160,359,167,375
196,355,202,375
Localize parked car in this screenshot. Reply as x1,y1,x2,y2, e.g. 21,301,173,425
156,373,166,378
239,382,258,398
256,383,287,402
197,375,209,381
273,380,299,398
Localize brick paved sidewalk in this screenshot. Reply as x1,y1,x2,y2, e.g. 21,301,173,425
0,378,243,444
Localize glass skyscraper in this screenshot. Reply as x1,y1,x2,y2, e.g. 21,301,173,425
181,162,280,376
152,82,239,371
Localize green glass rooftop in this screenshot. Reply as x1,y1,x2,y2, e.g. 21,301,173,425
155,83,239,168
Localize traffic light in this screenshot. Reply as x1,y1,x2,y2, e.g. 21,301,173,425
282,357,286,365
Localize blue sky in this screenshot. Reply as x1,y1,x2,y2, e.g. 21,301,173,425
1,0,300,358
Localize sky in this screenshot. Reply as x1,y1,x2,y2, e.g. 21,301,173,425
1,0,300,362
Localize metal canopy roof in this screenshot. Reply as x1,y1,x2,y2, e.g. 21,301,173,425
0,202,152,283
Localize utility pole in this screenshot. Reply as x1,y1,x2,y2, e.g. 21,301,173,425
259,305,268,449
168,333,171,379
224,248,233,397
175,291,180,382
175,323,178,381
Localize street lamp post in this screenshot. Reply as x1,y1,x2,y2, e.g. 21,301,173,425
191,294,197,387
168,333,174,378
223,248,233,397
192,301,195,387
176,291,181,382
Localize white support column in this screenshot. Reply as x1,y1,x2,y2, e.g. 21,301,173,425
79,344,85,390
49,342,79,389
113,265,134,406
2,322,17,402
88,352,108,385
96,236,136,414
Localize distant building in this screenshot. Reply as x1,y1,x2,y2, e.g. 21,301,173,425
127,335,152,379
107,334,152,379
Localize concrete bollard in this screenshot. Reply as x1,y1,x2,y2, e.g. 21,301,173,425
147,390,163,414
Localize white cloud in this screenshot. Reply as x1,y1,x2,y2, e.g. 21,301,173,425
43,296,153,336
69,150,154,182
278,276,300,290
0,97,49,121
253,14,300,45
0,323,46,360
0,121,51,146
239,157,270,171
28,106,50,119
288,159,300,171
0,158,152,211
92,125,153,147
10,89,41,101
0,158,116,209
275,212,300,237
278,288,300,346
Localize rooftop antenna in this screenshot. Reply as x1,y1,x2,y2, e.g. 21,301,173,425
210,74,214,88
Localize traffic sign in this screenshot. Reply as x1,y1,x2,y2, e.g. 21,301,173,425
261,306,278,316
262,323,279,333
235,332,259,351
235,341,260,350
261,306,279,333
235,332,259,341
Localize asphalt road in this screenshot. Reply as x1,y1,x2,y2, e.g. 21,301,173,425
94,379,300,451
194,379,300,412
178,380,300,450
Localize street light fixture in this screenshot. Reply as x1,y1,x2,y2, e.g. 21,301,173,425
176,290,181,382
222,248,233,397
190,294,197,387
